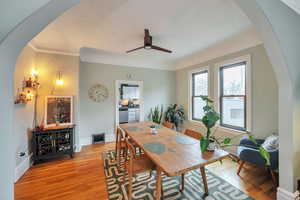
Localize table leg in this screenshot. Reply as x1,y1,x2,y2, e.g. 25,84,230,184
180,174,185,192
156,167,162,200
200,167,209,196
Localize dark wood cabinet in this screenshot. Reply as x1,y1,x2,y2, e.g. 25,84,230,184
32,125,75,164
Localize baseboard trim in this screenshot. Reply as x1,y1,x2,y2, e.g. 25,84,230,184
75,145,82,152
15,155,31,183
80,137,92,147
277,187,299,200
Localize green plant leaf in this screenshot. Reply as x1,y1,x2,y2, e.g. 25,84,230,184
200,138,209,153
223,138,231,145
259,146,271,166
203,105,211,112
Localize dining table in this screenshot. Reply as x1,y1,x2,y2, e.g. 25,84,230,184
119,121,229,200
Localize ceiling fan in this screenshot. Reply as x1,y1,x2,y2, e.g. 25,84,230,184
126,29,172,53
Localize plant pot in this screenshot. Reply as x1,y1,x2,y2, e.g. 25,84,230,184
150,128,157,134
200,138,216,152
206,141,216,152
55,121,60,126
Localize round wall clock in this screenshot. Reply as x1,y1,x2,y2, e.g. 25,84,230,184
88,84,109,102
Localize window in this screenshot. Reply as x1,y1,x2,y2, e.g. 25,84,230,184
219,61,246,131
191,70,208,121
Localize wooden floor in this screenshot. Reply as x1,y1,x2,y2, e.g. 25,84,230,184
15,143,276,200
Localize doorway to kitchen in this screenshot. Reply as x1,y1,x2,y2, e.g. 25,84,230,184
115,80,144,126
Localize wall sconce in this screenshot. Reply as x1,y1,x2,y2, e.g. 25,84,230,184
55,71,64,86
31,68,39,76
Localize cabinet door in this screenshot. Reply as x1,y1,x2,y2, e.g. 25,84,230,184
55,131,72,153
37,133,56,156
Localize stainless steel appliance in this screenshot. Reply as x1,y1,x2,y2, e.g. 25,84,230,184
119,107,128,124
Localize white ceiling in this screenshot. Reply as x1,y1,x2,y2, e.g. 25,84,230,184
31,0,260,70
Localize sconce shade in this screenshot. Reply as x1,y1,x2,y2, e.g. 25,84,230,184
56,79,64,86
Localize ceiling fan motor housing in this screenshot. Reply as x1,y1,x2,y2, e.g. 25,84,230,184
144,35,152,49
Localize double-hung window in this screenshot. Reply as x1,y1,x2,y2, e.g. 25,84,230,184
191,70,209,121
219,61,247,131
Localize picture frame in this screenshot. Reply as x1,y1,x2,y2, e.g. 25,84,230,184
45,96,73,127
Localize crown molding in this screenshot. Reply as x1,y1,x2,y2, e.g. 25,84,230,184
28,42,79,57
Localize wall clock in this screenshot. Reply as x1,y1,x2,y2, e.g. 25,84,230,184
88,84,109,102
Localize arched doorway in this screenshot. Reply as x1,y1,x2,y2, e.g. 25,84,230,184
1,0,299,199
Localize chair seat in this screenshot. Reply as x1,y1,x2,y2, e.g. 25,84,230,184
125,154,155,174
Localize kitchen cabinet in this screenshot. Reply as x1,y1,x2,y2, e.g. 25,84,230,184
122,85,139,99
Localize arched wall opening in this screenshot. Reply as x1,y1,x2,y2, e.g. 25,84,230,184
1,0,299,199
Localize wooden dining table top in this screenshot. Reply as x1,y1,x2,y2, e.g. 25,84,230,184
120,121,229,177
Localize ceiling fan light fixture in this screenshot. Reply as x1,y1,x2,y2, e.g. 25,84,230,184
144,45,151,50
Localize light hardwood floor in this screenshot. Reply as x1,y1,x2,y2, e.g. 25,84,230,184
15,143,276,200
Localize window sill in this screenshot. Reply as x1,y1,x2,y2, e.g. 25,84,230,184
187,120,247,136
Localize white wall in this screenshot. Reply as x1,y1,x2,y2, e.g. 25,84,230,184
176,44,278,141
34,52,80,150
13,46,80,181
235,0,300,195
13,46,36,181
1,0,299,199
79,62,176,146
0,1,82,199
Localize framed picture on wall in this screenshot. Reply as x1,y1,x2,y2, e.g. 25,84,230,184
45,96,73,127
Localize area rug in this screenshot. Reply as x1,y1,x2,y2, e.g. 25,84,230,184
102,150,253,200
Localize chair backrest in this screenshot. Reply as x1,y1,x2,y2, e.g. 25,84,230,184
162,121,173,129
184,129,203,140
125,138,136,159
117,126,126,139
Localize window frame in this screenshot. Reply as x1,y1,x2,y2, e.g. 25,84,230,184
219,61,247,131
189,67,210,122
214,55,251,132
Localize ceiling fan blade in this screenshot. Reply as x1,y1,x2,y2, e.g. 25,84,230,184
126,46,144,53
151,45,172,53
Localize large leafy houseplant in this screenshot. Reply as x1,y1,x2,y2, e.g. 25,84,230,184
200,97,271,165
164,104,185,130
148,105,163,124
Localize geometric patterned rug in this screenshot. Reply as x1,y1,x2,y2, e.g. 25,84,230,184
102,150,253,200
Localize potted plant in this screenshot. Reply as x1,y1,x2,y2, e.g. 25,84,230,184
149,124,158,134
200,97,220,152
199,97,271,165
164,104,185,131
148,105,163,124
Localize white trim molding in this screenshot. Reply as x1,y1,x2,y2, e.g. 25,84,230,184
277,187,300,200
214,54,252,132
15,155,32,183
28,42,79,57
79,136,92,147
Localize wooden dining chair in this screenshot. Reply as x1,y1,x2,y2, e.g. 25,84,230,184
116,126,142,166
180,128,203,191
123,138,156,200
116,127,128,166
184,128,203,140
162,121,173,129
